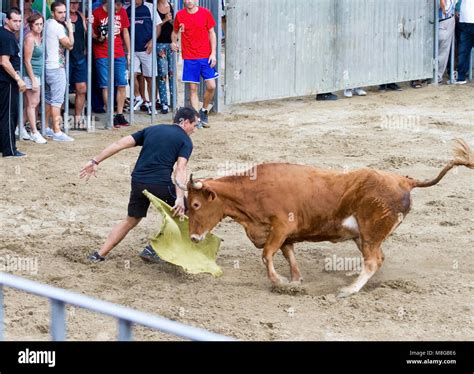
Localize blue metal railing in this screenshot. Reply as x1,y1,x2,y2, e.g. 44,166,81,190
0,272,233,341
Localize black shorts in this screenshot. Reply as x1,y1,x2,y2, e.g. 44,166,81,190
128,181,177,218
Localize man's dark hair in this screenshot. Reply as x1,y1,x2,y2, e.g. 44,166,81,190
51,1,66,12
6,7,21,19
174,107,199,125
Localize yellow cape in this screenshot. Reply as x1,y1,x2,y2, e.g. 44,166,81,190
143,190,223,277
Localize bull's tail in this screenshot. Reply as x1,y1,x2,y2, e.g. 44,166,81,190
410,139,474,189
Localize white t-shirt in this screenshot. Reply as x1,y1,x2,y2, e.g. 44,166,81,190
45,19,67,69
460,0,474,23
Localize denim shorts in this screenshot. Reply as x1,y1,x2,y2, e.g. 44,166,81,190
70,57,88,85
45,68,66,107
182,58,219,84
95,57,128,88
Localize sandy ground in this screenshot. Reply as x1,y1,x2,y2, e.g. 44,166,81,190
1,82,473,341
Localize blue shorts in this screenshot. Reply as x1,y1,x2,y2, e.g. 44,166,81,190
182,58,219,84
95,57,128,88
70,57,88,85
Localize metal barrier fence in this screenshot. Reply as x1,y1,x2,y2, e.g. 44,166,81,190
3,0,473,127
0,272,233,341
223,0,473,105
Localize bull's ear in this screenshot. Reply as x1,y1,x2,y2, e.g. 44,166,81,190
204,187,217,201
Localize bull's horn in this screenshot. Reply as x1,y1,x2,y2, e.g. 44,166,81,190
190,174,203,190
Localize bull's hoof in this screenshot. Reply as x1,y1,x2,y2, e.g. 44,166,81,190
270,275,289,286
336,287,355,298
290,277,303,285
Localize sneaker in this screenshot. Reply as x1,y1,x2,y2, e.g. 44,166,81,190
455,80,467,85
133,96,144,110
199,109,210,128
343,89,353,98
387,83,402,91
316,93,338,101
30,132,48,144
114,114,130,127
19,128,31,140
353,87,367,96
45,127,55,138
3,150,27,158
378,84,387,92
52,131,74,142
161,104,169,114
155,100,162,111
87,251,105,263
139,245,163,263
140,101,151,112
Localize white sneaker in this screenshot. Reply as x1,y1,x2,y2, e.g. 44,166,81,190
45,127,55,138
353,87,367,96
133,96,144,110
455,80,467,85
52,132,74,142
344,89,353,98
30,132,48,144
20,128,31,141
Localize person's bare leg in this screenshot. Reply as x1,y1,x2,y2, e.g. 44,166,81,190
138,74,146,100
51,106,62,133
25,90,40,133
134,73,141,97
74,82,87,126
145,76,153,105
101,88,108,112
203,79,216,110
45,103,51,129
116,86,126,114
98,216,142,257
189,83,199,111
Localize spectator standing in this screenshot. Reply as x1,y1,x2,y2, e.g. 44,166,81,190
156,0,174,114
92,0,131,127
172,0,218,128
0,8,27,158
44,1,75,141
456,0,474,84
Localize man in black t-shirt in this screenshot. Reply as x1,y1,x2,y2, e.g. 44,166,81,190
0,8,27,158
80,107,199,263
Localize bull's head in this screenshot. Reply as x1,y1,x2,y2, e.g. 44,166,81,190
185,174,224,243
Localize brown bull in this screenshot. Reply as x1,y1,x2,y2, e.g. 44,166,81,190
184,139,473,297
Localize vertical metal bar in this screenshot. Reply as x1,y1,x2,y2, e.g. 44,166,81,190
171,0,177,112
129,0,136,126
470,49,473,81
19,0,24,140
151,0,157,123
64,0,71,133
433,0,440,85
50,299,66,341
0,285,4,341
86,0,93,131
41,0,46,135
450,19,455,83
106,0,115,129
118,319,133,341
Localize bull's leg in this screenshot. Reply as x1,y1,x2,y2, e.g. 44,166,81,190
337,241,384,298
262,228,289,286
281,243,303,284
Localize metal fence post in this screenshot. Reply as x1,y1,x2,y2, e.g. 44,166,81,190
470,49,473,81
433,0,440,85
64,0,71,134
129,0,136,126
41,0,47,135
51,299,66,341
151,0,158,123
118,319,132,341
86,0,94,131
450,18,455,83
106,0,115,129
19,0,24,140
171,0,177,112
